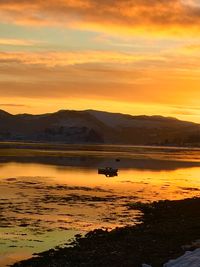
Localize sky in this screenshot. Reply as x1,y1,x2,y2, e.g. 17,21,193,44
1,0,200,122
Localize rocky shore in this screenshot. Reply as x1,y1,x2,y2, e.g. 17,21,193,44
12,197,200,267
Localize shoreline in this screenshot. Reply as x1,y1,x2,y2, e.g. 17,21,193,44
12,197,200,267
0,141,200,151
1,142,200,168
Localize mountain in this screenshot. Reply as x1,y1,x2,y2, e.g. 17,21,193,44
0,109,200,146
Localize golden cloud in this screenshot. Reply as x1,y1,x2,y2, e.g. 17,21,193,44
0,0,200,35
0,51,166,67
0,49,199,107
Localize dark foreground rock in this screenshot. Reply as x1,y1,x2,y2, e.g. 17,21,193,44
12,198,200,267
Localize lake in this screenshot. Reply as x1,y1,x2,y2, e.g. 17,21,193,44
1,144,200,266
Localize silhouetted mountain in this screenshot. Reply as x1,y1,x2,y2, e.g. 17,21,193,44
0,109,200,146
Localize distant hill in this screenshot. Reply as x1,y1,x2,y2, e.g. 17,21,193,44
0,109,200,146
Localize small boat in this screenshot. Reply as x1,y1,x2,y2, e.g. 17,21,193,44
98,167,118,177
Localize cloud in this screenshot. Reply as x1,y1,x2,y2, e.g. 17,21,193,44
0,51,166,67
0,49,200,108
0,103,29,107
0,38,41,46
0,56,199,107
170,104,200,117
172,109,196,116
0,0,200,35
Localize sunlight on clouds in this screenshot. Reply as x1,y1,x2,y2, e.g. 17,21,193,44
0,51,166,67
0,1,200,121
0,0,200,36
181,0,200,7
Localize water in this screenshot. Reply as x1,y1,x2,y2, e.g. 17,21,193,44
1,145,200,266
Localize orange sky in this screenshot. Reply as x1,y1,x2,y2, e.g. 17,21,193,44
0,0,200,122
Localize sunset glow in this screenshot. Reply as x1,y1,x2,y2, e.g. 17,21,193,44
1,0,200,121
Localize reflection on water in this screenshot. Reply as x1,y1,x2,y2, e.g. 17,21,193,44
1,146,200,266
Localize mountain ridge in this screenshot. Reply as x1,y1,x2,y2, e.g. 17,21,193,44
0,109,199,146
2,108,197,125
3,108,195,123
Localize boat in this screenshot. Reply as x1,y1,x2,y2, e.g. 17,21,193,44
98,167,118,177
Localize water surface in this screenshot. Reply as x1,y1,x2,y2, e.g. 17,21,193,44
1,145,200,266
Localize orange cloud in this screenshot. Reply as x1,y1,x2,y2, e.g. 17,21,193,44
0,0,200,35
0,49,200,106
0,51,166,67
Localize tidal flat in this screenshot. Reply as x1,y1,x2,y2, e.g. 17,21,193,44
1,143,200,266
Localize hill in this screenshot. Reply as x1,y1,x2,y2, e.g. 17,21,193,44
0,109,200,146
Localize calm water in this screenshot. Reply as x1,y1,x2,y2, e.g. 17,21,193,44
1,145,200,266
